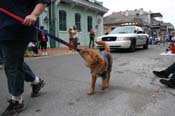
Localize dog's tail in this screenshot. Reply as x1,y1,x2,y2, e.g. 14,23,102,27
95,41,110,52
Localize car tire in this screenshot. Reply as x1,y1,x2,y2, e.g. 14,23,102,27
129,40,136,52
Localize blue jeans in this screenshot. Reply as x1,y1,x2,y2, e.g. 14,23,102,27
0,47,4,65
0,40,36,96
0,23,37,96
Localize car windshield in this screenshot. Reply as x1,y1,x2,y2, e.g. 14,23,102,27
109,26,136,34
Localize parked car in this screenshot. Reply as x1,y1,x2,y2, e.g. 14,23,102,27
96,26,149,51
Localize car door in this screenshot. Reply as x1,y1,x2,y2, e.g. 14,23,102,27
141,35,148,45
136,27,146,45
137,34,143,45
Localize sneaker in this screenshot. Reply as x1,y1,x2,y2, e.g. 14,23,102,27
31,78,45,97
0,99,24,116
44,52,48,55
33,54,39,57
160,79,175,88
153,70,168,78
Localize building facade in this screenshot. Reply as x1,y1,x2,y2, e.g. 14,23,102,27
104,8,174,39
39,0,108,48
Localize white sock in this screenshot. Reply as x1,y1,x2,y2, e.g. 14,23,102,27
31,76,40,85
12,96,23,104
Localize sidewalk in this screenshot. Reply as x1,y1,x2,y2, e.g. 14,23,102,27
28,46,88,57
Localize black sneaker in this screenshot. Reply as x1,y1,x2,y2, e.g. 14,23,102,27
153,70,168,78
0,99,24,116
31,78,45,97
160,79,175,88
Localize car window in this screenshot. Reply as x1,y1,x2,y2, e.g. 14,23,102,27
109,26,136,34
136,27,144,33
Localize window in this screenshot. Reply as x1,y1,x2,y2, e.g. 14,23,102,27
59,10,67,31
87,16,93,32
75,13,81,31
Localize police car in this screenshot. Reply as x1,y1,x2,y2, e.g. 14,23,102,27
96,26,149,51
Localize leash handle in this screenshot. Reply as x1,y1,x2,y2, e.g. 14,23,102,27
0,7,79,51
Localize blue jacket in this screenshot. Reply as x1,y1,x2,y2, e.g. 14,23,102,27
0,0,50,29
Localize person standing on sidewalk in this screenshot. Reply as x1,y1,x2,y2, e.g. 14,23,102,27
153,62,175,88
0,0,50,116
68,26,76,52
38,26,48,55
73,26,79,49
89,29,95,48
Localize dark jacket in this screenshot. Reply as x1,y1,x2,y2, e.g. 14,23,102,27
38,30,48,43
0,0,50,41
0,0,50,29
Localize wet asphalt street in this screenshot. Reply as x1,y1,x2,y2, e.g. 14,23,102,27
0,44,175,116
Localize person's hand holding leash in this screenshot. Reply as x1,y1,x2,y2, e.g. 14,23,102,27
23,3,47,26
23,14,37,26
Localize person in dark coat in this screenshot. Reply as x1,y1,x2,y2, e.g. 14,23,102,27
0,0,50,115
153,62,175,88
89,29,95,48
38,26,48,55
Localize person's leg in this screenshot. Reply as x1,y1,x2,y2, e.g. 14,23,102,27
1,40,41,95
0,40,26,115
43,42,47,55
31,46,38,56
164,62,175,74
160,64,175,88
73,38,77,49
40,42,45,55
1,41,28,96
92,39,95,48
153,62,175,78
35,46,38,54
23,62,45,97
89,39,92,48
0,47,4,68
69,38,73,50
0,25,45,116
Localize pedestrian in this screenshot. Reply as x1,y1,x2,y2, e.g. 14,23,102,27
153,62,175,88
0,0,50,116
0,47,4,69
68,26,76,52
73,26,79,49
31,41,39,56
89,29,95,48
27,41,39,57
165,43,175,54
38,26,48,55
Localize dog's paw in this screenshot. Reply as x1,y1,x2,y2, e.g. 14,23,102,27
102,85,108,90
88,89,94,95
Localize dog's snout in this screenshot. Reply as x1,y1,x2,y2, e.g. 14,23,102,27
76,48,81,52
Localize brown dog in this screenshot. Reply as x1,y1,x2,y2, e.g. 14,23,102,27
78,41,112,95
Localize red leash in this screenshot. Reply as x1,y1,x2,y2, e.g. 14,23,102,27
0,8,24,22
0,7,79,51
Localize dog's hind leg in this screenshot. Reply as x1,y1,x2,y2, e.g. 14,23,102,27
106,72,111,88
88,75,97,95
102,78,108,90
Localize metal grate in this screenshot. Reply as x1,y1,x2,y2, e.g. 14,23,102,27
102,37,117,41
